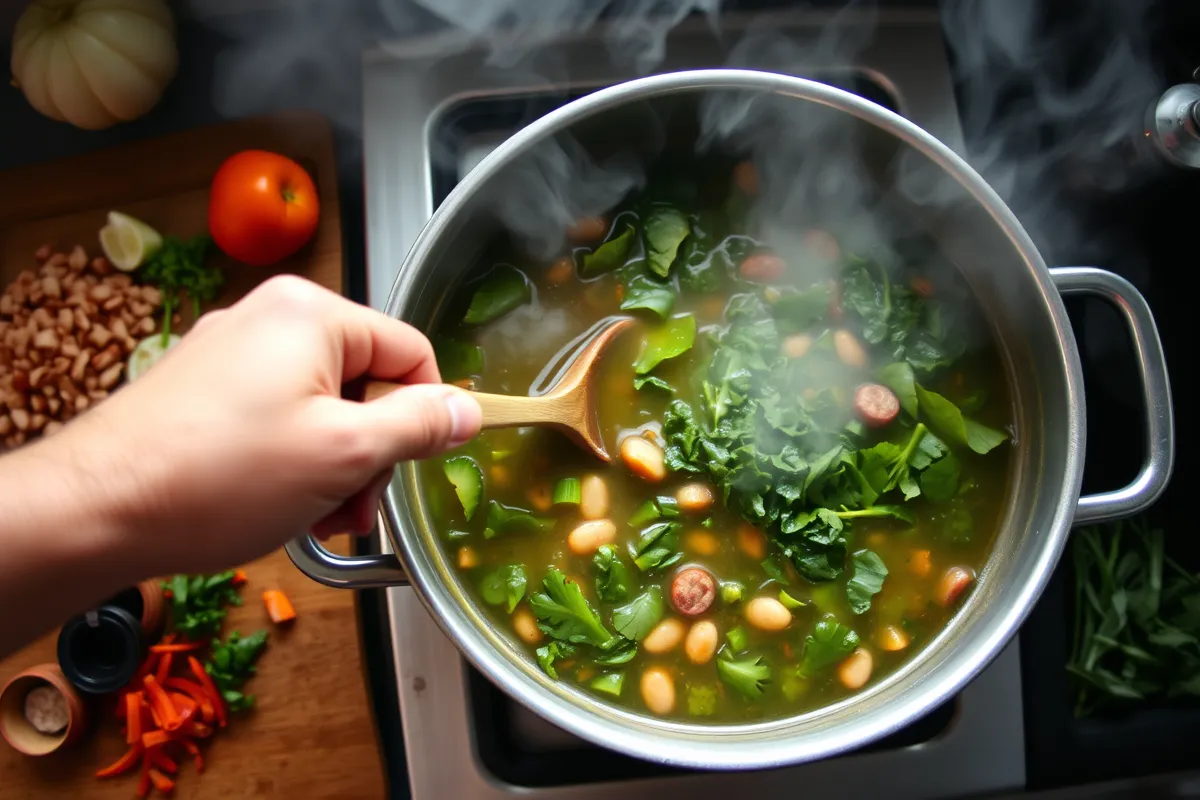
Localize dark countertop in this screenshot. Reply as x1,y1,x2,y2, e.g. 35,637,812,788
3,2,1200,796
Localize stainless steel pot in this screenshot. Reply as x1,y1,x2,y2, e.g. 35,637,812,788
286,70,1174,770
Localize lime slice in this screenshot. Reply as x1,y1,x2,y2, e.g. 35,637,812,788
127,334,181,382
99,211,163,272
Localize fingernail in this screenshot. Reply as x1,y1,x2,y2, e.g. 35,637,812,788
444,389,482,448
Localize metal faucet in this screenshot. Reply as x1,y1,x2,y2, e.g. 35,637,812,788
1145,67,1200,168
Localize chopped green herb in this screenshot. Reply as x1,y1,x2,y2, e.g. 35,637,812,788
634,375,675,394
629,521,682,572
717,652,771,699
483,501,556,539
480,564,527,613
529,568,615,648
205,629,268,713
162,571,242,639
443,456,484,520
536,641,577,679
801,615,859,676
846,550,888,615
593,545,635,603
612,587,664,642
137,234,223,344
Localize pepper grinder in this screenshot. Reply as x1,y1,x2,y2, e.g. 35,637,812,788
56,605,145,696
1145,66,1200,169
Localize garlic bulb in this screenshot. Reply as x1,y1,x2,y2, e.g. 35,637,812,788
10,0,179,130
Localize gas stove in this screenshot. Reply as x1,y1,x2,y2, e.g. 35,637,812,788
360,9,1025,798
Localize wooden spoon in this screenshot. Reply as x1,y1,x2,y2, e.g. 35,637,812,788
362,317,635,462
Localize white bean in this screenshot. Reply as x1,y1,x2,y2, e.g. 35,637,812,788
833,329,867,367
567,519,617,556
640,666,676,715
684,620,719,664
877,625,910,652
579,474,609,520
675,483,714,514
620,435,666,482
513,607,542,644
782,333,812,359
642,618,685,654
745,597,792,631
838,647,874,690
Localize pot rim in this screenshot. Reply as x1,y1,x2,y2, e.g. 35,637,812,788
383,68,1083,769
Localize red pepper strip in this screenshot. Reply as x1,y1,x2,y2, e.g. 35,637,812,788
148,767,175,793
164,677,214,723
125,693,142,745
96,744,143,778
187,655,226,728
155,652,173,685
148,703,163,729
148,749,178,774
143,674,181,730
180,739,205,773
149,642,204,654
142,730,170,749
136,756,151,799
161,633,177,645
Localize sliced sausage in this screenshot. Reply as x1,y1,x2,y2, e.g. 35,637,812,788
854,383,900,428
739,253,786,283
937,566,976,608
671,567,716,616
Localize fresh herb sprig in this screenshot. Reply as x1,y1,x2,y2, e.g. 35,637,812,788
206,630,269,713
137,233,224,344
163,571,242,639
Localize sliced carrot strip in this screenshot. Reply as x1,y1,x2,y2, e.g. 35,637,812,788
155,652,173,685
148,767,175,793
136,757,151,798
262,589,297,624
169,692,197,715
150,642,204,654
142,730,170,749
125,693,142,745
143,674,180,729
180,738,204,773
188,656,226,728
96,744,142,778
148,749,178,774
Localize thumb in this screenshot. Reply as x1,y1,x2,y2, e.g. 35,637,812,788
352,383,482,464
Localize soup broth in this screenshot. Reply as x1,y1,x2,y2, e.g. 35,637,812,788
417,155,1013,723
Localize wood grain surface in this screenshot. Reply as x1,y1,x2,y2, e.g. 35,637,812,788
0,112,386,798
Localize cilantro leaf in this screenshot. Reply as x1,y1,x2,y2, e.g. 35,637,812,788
529,568,615,648
535,641,577,679
480,564,527,613
801,615,859,675
717,652,772,699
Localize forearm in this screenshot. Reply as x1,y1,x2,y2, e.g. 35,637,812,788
0,432,149,659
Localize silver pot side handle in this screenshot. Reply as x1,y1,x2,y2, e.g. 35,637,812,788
1049,266,1176,525
284,511,410,589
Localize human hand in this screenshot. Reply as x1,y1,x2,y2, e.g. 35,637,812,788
49,275,481,575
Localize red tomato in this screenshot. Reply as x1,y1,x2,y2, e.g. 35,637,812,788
208,150,320,266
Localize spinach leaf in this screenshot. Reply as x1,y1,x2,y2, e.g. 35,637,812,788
846,550,888,614
480,564,527,613
580,223,636,276
633,314,696,375
919,451,961,503
634,375,675,394
592,639,638,665
841,256,892,344
629,521,682,572
915,384,1008,455
801,615,860,675
778,508,847,582
535,641,577,679
463,265,531,325
717,652,772,699
620,274,676,320
644,205,691,277
483,501,556,539
877,362,918,418
434,339,484,381
677,213,732,293
529,568,615,648
772,282,833,333
593,544,634,603
627,496,680,527
612,586,664,641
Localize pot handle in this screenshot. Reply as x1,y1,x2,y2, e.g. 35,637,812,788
284,511,410,589
1049,267,1175,524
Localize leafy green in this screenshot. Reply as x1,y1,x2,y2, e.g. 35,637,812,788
846,550,888,614
443,456,484,520
772,283,832,333
620,274,676,320
529,568,615,648
483,501,556,539
205,629,269,713
137,234,222,344
581,223,636,276
643,205,690,277
612,586,664,641
633,314,696,374
1069,517,1200,717
627,496,680,527
915,384,1008,455
589,672,625,697
687,683,718,715
677,214,744,293
725,625,749,653
162,571,242,639
463,265,531,325
592,640,637,665
779,590,806,610
535,641,577,679
434,339,484,381
633,375,675,394
628,521,682,572
919,452,961,503
593,544,635,603
801,615,859,675
877,362,918,418
717,652,771,699
480,564,527,613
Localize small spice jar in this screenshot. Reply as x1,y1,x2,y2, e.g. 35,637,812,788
105,578,165,638
0,663,89,756
57,605,145,696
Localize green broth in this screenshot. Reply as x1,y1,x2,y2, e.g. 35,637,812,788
418,161,1013,723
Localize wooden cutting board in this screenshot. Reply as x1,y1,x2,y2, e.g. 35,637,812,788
0,112,386,798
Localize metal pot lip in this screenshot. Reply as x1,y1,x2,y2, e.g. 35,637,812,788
385,68,1084,770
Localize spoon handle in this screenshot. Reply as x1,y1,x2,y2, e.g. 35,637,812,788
361,381,567,431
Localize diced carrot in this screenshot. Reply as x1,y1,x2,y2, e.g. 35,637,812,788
263,589,297,624
181,738,205,773
150,642,204,654
125,693,142,745
910,549,932,578
96,744,142,778
155,653,173,685
148,749,178,774
188,656,227,728
232,568,248,588
546,256,574,286
148,767,175,793
142,730,170,749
